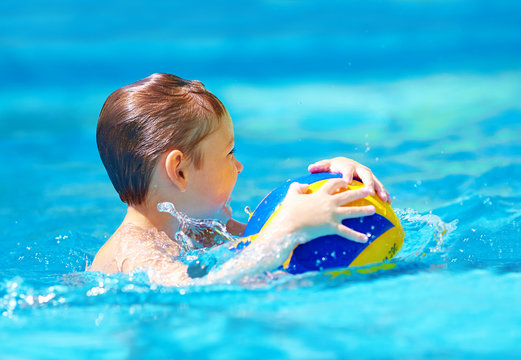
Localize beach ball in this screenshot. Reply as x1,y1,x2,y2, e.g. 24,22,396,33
239,172,404,274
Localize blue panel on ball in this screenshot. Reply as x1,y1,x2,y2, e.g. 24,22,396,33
285,213,394,274
243,172,342,237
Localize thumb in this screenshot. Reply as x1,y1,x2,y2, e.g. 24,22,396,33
287,182,309,195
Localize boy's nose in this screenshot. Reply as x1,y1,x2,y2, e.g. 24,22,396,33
235,159,243,174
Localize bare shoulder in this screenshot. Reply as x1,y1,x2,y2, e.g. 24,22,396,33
89,225,189,286
88,229,127,273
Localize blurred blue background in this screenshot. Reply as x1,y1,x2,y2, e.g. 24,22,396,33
1,1,521,358
2,0,520,133
1,0,520,221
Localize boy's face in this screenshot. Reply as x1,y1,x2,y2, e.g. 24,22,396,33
185,114,243,220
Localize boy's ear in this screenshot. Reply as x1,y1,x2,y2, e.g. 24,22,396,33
164,149,189,192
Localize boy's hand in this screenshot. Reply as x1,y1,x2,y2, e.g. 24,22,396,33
279,179,376,244
226,218,246,236
308,157,391,203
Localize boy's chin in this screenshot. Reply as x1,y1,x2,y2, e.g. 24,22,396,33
189,208,229,223
211,210,231,223
187,201,231,223
210,204,232,223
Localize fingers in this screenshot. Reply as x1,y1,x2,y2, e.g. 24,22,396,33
319,178,349,195
332,186,371,206
353,166,392,204
307,160,331,173
309,159,388,202
335,205,375,218
287,182,309,195
329,161,355,183
373,177,391,203
335,223,369,243
309,159,357,183
355,166,375,196
308,169,392,204
340,168,354,184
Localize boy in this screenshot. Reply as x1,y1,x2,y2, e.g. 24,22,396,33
89,73,391,285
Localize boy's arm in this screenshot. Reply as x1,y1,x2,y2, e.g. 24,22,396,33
308,157,391,203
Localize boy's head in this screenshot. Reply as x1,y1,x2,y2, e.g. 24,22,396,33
97,73,228,205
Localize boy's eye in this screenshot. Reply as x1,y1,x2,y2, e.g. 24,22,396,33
228,147,236,155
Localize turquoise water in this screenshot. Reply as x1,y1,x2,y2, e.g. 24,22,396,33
1,0,521,358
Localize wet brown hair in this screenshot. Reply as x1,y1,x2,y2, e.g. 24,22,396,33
96,73,227,205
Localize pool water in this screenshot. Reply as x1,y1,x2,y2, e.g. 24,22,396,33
1,0,521,358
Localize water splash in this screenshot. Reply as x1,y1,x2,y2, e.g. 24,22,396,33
395,208,458,263
0,276,68,319
157,202,235,253
157,202,240,277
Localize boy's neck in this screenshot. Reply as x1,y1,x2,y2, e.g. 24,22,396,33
123,204,180,241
